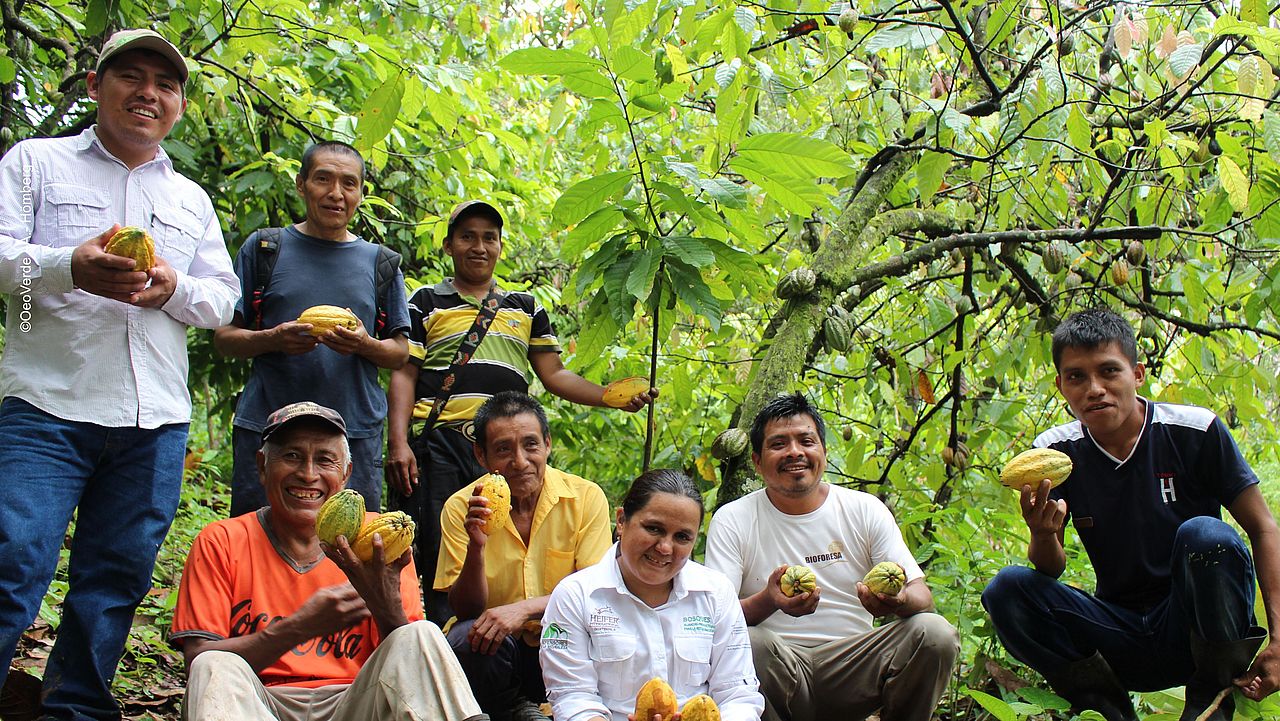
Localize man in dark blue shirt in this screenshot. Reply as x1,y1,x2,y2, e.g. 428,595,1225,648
983,308,1278,721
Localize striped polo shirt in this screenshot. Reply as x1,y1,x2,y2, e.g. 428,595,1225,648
406,279,560,424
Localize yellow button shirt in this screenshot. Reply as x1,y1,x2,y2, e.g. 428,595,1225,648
434,466,613,640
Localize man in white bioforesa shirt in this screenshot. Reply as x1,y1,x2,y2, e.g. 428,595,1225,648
705,393,959,721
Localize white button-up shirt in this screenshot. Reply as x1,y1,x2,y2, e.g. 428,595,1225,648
0,128,238,428
541,545,764,721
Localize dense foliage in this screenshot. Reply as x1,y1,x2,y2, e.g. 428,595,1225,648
3,0,1279,718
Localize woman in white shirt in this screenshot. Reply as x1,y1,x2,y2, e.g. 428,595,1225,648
540,469,764,721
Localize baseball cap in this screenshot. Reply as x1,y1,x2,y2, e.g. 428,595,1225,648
262,402,347,442
447,200,503,236
96,29,189,85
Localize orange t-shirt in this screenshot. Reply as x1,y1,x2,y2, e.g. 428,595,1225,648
170,510,424,688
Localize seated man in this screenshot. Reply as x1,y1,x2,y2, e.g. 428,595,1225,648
435,392,612,721
705,393,959,721
983,308,1277,721
170,401,486,721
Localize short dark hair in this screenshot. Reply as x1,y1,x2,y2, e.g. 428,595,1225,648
619,469,704,520
299,141,365,183
750,392,827,454
1051,308,1138,369
473,391,550,451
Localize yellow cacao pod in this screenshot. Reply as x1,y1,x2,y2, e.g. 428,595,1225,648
863,561,907,596
297,305,359,336
634,678,677,721
352,511,416,563
104,226,156,271
477,472,511,535
681,694,721,721
602,376,649,408
1110,259,1131,286
316,489,365,546
999,448,1073,490
779,564,817,597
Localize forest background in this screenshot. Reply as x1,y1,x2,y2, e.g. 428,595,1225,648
1,0,1279,718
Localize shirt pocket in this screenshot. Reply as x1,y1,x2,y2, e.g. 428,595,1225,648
44,183,111,245
673,633,713,690
543,548,575,595
589,632,638,702
150,202,201,270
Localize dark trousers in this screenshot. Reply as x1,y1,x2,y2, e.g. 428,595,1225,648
982,516,1257,691
387,426,485,626
447,619,546,713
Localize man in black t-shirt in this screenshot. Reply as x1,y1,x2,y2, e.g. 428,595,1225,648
983,308,1278,721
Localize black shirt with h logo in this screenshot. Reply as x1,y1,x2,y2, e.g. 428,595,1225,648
1036,398,1257,611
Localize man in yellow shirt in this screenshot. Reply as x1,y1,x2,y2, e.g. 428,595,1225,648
435,391,612,721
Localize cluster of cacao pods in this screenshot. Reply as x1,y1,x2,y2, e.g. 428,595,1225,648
824,306,856,354
315,490,415,564
633,678,722,721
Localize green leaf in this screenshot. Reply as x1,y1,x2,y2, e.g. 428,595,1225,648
667,259,722,329
553,171,634,228
964,689,1018,721
1218,156,1250,212
731,164,831,214
660,235,716,267
732,133,857,180
563,70,617,99
1242,0,1269,26
916,151,951,204
1016,686,1070,710
562,207,625,259
1263,112,1280,163
1168,44,1202,79
695,177,748,208
866,24,944,52
499,48,602,76
355,73,404,151
611,46,655,82
625,246,660,298
1067,106,1093,151
575,294,620,363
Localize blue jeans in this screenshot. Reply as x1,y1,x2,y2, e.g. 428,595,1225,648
982,516,1256,692
0,397,187,720
230,426,384,516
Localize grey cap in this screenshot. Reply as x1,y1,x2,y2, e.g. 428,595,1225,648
96,29,188,84
262,402,347,442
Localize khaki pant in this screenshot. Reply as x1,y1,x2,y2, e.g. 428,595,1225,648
183,621,486,721
750,612,959,721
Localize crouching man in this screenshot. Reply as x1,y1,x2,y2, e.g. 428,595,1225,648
170,401,487,721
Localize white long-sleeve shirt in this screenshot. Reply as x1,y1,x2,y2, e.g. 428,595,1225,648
540,545,764,721
0,128,238,428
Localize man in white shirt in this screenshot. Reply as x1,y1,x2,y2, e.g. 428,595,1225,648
0,29,237,720
705,393,959,721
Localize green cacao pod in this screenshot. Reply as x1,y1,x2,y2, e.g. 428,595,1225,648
104,226,156,271
352,511,416,563
779,564,817,597
1110,259,1131,286
1140,315,1160,339
775,268,817,300
316,489,365,546
711,428,750,460
297,305,359,336
681,694,721,721
1064,271,1083,290
1126,240,1146,266
999,448,1073,490
863,561,907,596
824,307,856,354
838,8,859,33
1043,241,1066,274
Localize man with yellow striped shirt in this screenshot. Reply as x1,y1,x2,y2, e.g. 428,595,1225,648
385,200,654,625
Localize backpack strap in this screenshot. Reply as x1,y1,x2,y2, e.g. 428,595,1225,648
250,227,285,330
372,245,402,337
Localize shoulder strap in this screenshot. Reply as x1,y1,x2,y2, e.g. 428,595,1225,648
422,284,503,431
372,245,402,337
250,227,285,330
